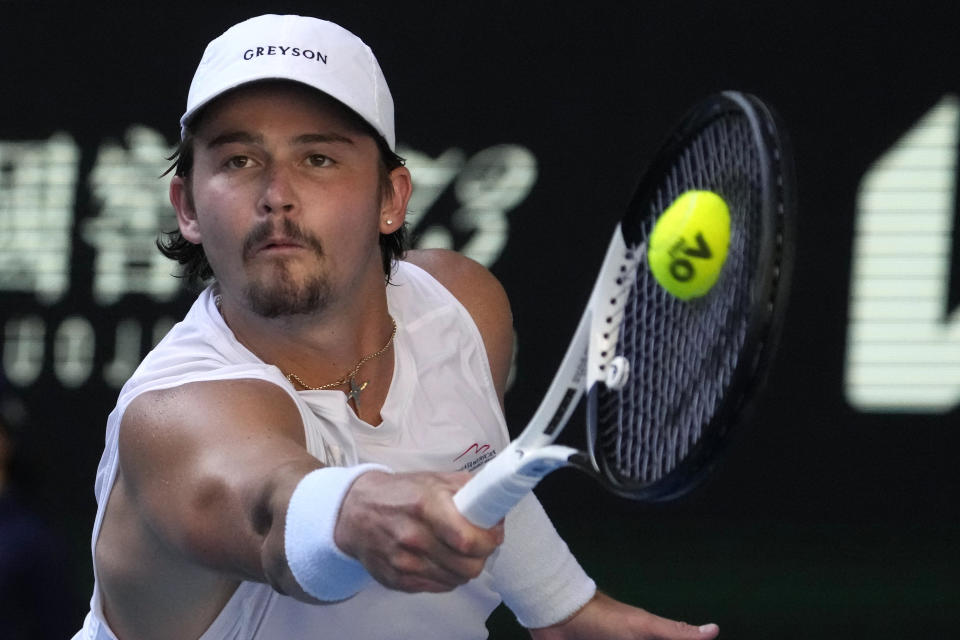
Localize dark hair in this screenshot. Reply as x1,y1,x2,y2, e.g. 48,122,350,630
158,94,408,289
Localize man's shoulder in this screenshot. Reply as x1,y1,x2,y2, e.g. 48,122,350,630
403,248,473,277
402,250,513,399
119,378,306,460
125,378,296,419
402,249,507,309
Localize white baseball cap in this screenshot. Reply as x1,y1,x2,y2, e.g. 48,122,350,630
180,14,395,149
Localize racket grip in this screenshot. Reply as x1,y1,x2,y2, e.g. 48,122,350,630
453,443,577,528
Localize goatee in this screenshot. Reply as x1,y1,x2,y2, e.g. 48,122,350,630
242,218,331,318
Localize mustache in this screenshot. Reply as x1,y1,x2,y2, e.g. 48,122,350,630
242,218,324,260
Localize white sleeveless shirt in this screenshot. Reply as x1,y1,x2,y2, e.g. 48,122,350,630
74,261,594,640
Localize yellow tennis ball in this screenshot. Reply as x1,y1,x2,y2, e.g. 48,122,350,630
647,190,731,300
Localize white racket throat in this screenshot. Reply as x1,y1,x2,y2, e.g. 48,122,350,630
454,226,643,528
519,225,642,450
585,226,643,389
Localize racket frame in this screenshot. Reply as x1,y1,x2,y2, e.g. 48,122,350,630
453,226,643,527
589,91,796,501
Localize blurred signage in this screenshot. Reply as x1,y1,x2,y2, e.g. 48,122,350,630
0,127,537,389
846,95,960,412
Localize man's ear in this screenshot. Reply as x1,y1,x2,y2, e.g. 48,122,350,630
170,176,202,244
379,166,412,234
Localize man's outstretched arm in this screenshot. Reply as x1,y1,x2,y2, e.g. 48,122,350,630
116,379,503,601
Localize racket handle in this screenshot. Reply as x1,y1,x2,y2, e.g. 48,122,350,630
453,442,577,528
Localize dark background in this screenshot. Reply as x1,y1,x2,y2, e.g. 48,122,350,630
1,1,957,638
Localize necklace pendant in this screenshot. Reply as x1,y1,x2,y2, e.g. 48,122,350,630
347,376,369,403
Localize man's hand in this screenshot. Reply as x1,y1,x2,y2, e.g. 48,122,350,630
529,592,720,640
334,470,504,593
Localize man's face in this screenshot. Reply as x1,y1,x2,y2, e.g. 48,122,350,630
178,82,389,318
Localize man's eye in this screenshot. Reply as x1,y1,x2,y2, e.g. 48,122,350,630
308,154,332,167
225,156,250,169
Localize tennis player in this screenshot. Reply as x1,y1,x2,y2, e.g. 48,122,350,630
73,14,720,640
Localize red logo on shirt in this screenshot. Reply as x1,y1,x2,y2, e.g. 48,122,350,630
454,443,491,461
454,443,496,472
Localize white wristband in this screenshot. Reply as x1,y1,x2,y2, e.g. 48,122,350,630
284,463,391,601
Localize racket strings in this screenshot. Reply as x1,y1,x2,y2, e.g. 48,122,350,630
595,113,763,486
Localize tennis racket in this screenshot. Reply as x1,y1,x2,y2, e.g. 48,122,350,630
454,91,795,528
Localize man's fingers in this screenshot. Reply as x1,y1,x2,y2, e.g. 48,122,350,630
639,610,720,639
396,474,504,587
406,504,502,584
336,470,505,593
390,523,490,586
377,548,471,592
425,478,504,554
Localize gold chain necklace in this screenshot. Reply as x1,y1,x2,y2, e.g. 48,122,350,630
213,294,396,405
285,318,397,404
